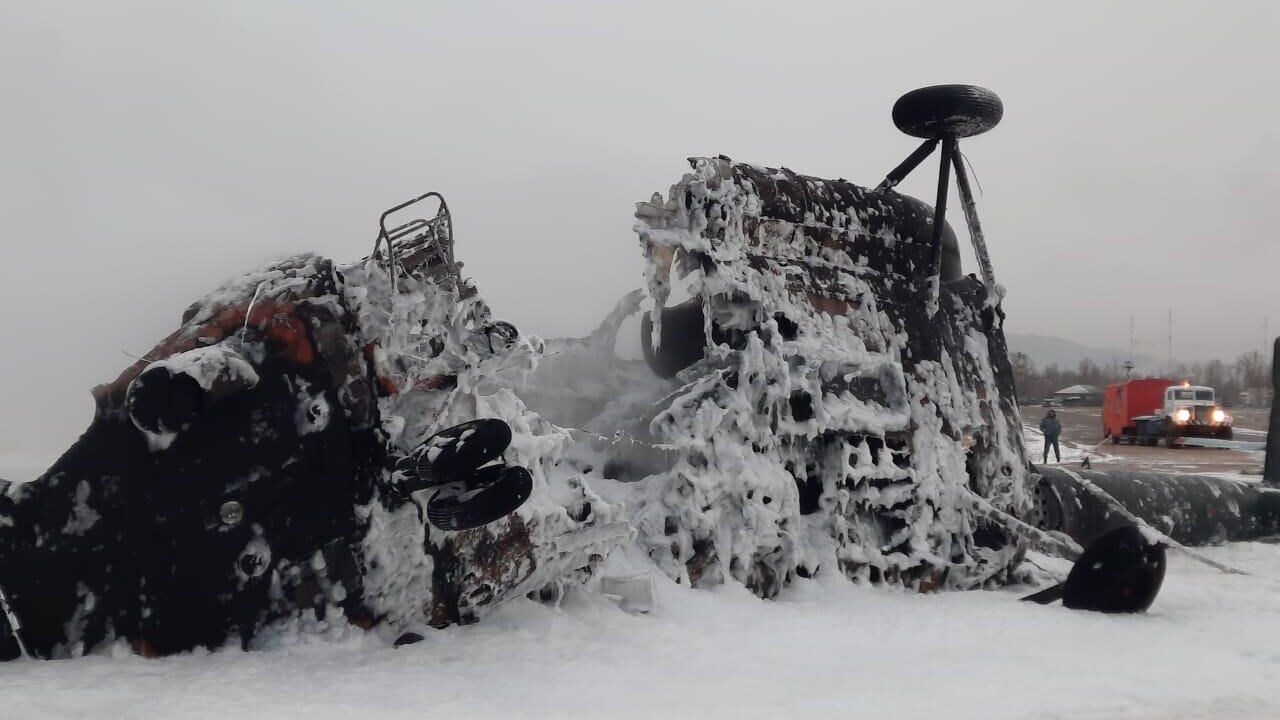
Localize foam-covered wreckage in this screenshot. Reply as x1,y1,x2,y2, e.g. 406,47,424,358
0,150,1039,660
5,86,1280,659
0,197,627,660
614,157,1033,595
544,153,1279,610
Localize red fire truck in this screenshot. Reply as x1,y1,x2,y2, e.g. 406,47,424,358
1103,378,1232,447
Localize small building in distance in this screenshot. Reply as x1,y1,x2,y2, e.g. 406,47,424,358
1237,387,1274,408
1053,384,1103,406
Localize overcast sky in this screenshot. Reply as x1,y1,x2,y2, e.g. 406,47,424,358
2,0,1278,462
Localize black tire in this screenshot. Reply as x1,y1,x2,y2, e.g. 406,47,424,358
892,85,1003,140
426,465,533,532
412,419,512,487
1109,434,1120,445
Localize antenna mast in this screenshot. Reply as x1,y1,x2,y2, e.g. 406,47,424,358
1130,314,1135,362
1127,314,1136,380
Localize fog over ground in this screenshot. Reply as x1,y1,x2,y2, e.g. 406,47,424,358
2,0,1277,462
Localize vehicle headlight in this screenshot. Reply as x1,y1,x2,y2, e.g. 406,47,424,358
1175,409,1191,423
1212,408,1226,423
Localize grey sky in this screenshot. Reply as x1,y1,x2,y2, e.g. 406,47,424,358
2,0,1278,460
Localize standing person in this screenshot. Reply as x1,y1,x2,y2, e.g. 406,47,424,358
1040,409,1062,464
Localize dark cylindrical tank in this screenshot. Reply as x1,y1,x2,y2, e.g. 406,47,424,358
1032,465,1280,547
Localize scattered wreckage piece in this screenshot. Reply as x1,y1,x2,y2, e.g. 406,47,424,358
1021,525,1167,614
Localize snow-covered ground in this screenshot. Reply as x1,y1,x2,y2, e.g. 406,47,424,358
1025,423,1266,479
2,543,1278,720
1022,419,1267,481
1024,425,1107,466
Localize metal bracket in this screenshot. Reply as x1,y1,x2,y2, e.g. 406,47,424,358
0,583,29,658
371,191,457,294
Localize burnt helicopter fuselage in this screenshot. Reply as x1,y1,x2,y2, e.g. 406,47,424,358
0,256,382,658
0,156,1027,659
0,204,622,661
4,125,1279,659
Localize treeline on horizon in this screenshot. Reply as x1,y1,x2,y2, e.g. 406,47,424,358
1010,349,1273,405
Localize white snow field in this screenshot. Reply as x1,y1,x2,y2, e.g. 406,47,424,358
4,446,1280,720
0,538,1277,719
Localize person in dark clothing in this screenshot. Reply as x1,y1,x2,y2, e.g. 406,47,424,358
1039,409,1062,463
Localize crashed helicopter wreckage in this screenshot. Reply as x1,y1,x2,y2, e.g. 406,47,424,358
3,85,1280,661
0,194,632,660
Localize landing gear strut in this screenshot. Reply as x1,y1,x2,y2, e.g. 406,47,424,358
875,85,1004,309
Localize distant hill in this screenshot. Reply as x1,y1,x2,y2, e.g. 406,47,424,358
1006,332,1158,372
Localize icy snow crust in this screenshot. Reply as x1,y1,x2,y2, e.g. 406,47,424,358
4,540,1280,720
